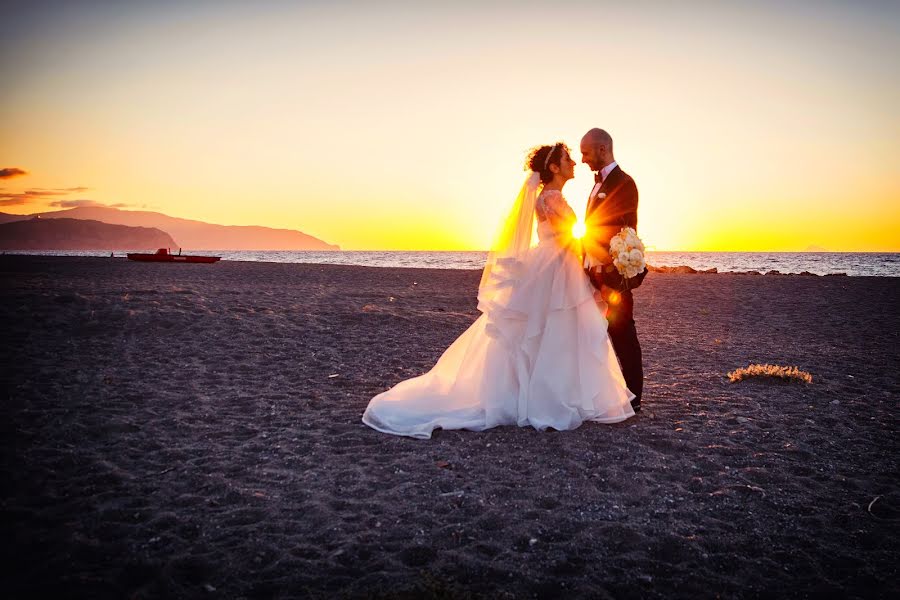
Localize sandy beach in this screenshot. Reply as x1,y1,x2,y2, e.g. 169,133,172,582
2,255,898,599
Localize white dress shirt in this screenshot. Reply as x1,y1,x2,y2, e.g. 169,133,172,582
585,161,619,269
589,160,618,200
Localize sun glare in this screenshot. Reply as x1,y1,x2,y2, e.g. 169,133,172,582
571,221,586,239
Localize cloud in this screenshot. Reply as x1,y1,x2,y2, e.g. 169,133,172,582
26,187,92,195
48,199,108,208
0,185,136,211
0,191,45,206
0,186,95,207
0,168,28,179
48,199,135,209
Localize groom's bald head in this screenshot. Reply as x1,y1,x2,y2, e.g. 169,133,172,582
580,128,614,172
582,128,613,150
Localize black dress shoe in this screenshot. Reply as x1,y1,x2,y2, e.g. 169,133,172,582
631,400,641,413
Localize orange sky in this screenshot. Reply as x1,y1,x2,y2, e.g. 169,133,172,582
1,1,898,251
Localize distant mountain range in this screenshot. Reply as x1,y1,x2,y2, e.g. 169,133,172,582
0,217,177,250
0,206,339,250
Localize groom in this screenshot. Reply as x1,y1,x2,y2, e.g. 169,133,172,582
580,128,645,412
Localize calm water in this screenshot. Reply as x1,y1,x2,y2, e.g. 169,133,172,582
7,250,900,277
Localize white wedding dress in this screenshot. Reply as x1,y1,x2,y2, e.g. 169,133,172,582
363,180,635,439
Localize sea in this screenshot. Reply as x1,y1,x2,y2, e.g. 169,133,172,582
7,250,900,277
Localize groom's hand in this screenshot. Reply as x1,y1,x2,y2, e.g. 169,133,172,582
585,265,604,289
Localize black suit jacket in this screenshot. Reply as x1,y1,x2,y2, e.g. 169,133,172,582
585,164,638,242
584,165,646,313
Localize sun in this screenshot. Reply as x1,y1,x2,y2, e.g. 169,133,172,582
571,220,586,239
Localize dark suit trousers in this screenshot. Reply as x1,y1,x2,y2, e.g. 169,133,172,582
606,294,643,407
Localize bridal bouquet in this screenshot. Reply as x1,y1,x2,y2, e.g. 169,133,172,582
609,227,646,279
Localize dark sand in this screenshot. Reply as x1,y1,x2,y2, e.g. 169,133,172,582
2,256,898,599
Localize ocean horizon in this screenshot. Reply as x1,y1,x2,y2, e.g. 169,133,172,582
5,250,900,277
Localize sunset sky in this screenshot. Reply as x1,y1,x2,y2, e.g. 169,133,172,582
1,0,898,251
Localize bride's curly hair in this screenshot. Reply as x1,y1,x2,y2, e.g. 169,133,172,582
525,142,570,184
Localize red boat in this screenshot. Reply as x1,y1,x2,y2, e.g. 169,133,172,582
127,248,221,263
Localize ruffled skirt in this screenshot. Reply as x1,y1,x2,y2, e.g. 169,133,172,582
363,239,635,439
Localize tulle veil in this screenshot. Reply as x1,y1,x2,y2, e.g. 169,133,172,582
477,171,541,313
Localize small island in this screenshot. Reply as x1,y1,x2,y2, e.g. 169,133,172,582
0,217,177,250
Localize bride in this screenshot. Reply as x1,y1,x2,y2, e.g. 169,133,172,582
363,143,635,439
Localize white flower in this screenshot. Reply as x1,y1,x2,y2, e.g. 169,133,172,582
609,226,646,279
